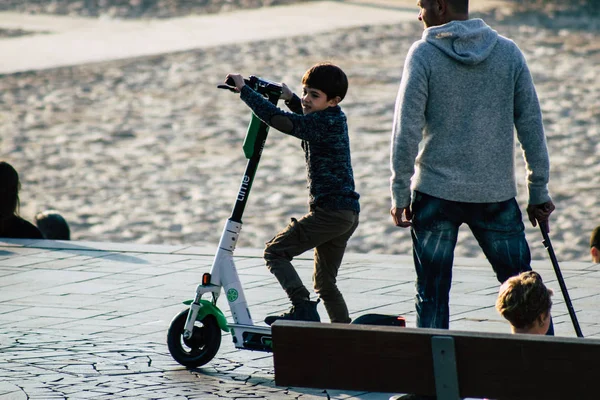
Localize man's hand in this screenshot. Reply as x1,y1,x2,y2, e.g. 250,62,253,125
225,73,246,92
281,83,293,102
391,207,412,228
526,201,555,232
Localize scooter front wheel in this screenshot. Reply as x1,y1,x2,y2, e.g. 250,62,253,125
167,308,222,368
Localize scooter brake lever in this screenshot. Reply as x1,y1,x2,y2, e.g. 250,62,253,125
217,84,237,92
218,76,239,92
218,77,253,92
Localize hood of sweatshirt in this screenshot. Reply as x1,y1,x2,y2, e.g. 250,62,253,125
423,18,499,65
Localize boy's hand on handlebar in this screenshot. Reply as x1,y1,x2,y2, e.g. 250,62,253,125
281,83,293,102
225,74,246,92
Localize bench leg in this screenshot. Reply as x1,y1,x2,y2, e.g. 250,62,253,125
431,336,461,400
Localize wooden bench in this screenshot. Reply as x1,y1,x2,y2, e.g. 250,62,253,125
272,321,600,400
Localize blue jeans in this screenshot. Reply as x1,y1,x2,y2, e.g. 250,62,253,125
411,191,534,330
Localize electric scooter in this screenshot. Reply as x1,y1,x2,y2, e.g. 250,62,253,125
167,75,284,368
167,75,406,368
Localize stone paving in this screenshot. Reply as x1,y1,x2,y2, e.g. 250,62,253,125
0,238,599,399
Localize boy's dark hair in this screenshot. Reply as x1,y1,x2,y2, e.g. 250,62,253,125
496,271,553,330
301,62,348,101
35,210,71,240
0,161,21,217
591,226,600,249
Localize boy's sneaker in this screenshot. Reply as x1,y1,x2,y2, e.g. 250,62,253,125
264,299,321,326
389,395,436,400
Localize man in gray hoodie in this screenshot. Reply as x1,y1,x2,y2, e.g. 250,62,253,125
390,0,555,338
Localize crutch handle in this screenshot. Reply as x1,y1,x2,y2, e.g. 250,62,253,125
539,219,550,234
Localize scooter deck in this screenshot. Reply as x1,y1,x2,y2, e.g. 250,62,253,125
229,323,273,352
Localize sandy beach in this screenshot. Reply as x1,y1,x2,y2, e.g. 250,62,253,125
1,1,599,264
0,0,304,19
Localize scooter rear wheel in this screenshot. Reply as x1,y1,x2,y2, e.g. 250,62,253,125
167,308,222,368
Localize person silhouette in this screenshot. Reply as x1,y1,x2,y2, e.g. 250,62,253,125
35,210,71,240
590,226,600,263
0,161,43,239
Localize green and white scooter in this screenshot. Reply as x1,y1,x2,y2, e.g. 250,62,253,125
167,76,283,368
167,76,406,368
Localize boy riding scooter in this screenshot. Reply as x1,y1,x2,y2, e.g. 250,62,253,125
226,62,360,324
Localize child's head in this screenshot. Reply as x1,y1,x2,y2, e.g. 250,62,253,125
301,62,348,101
496,271,553,335
590,226,600,263
0,161,21,217
299,63,348,115
35,210,71,240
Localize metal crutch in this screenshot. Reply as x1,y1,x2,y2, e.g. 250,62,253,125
539,221,584,338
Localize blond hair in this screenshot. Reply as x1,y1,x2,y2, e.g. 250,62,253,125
496,271,553,330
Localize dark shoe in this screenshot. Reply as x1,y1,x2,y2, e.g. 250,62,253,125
264,299,321,326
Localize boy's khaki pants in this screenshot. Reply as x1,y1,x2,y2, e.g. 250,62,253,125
264,207,359,323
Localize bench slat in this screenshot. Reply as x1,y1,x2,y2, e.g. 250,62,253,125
272,321,600,400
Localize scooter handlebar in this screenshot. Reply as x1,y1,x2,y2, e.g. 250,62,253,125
217,77,250,92
218,76,283,96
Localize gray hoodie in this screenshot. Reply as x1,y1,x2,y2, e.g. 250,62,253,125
390,18,550,208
